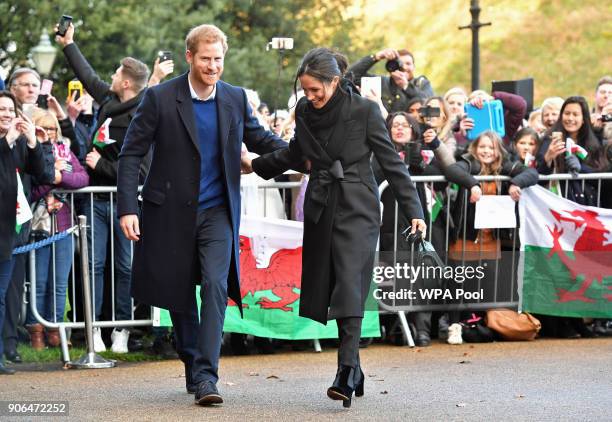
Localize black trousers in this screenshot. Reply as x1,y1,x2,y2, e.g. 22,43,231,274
336,317,362,367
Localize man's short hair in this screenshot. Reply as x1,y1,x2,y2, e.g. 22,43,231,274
398,49,414,63
120,57,149,93
8,67,41,87
595,75,612,91
185,24,228,54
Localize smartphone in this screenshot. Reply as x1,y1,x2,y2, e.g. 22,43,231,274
157,50,173,62
68,80,83,101
40,79,53,96
56,15,73,37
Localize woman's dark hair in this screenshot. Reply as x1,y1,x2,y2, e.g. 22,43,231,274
293,47,348,99
257,102,268,113
0,90,20,112
385,112,421,144
513,127,541,155
406,97,424,111
550,96,604,169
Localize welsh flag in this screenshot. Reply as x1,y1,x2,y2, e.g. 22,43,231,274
524,152,536,168
154,216,381,339
93,118,116,148
565,138,588,160
15,169,32,233
519,185,612,318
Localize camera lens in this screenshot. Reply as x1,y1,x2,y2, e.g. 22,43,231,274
385,59,403,73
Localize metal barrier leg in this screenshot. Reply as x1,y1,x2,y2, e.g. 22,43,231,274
66,215,115,369
313,339,322,353
397,311,415,347
59,325,70,364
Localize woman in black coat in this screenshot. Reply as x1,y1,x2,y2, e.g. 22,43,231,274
247,48,426,407
0,91,46,374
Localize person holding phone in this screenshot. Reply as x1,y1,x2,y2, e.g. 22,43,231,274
55,21,151,354
348,47,434,113
0,91,47,374
147,52,175,87
242,47,426,408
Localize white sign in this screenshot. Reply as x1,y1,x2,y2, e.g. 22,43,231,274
474,195,517,229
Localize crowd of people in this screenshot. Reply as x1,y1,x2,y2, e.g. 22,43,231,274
1,26,611,378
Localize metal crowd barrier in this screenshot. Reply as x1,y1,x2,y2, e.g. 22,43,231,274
19,173,612,358
377,172,612,346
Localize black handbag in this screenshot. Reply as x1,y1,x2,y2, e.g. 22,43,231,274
460,314,495,343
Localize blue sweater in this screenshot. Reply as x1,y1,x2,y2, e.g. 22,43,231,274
192,98,225,210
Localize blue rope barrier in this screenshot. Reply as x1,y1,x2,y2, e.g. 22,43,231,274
12,226,78,255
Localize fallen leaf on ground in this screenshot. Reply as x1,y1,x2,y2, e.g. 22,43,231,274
266,375,279,379
224,381,236,386
459,360,471,364
516,395,525,399
380,391,388,394
456,403,466,407
248,372,259,376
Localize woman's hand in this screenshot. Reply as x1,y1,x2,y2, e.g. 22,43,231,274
55,159,69,172
422,128,437,144
470,185,482,203
240,150,253,174
459,116,474,136
469,97,485,109
544,136,565,165
410,218,427,239
47,95,67,120
14,114,37,148
508,184,522,201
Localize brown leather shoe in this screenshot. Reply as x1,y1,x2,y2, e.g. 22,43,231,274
26,324,45,350
46,328,61,347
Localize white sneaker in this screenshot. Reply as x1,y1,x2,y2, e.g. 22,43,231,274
447,323,463,345
111,329,130,354
93,327,106,353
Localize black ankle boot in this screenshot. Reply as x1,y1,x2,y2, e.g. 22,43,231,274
354,366,364,397
327,365,356,408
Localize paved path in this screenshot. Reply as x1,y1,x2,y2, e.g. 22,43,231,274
2,338,611,421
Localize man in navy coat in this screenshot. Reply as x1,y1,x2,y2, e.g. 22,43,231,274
117,24,289,405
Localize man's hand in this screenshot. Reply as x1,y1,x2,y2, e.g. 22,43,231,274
149,58,174,87
120,214,140,241
54,22,74,47
86,149,101,169
410,218,427,239
390,70,408,90
374,48,399,61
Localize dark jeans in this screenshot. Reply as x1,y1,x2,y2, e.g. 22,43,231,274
2,254,24,353
170,205,232,385
0,258,16,359
82,199,132,320
26,236,74,324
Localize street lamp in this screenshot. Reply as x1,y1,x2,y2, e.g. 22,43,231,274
30,30,57,76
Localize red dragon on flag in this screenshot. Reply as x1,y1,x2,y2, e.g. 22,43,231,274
547,209,612,303
228,236,302,311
